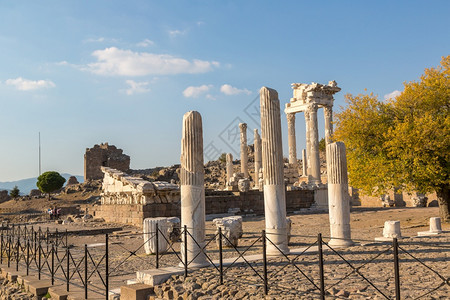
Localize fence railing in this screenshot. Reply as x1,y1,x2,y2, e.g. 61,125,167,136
0,223,448,299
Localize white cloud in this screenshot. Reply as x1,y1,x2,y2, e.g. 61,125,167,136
5,77,55,91
183,85,213,98
169,29,187,37
136,39,154,47
124,80,150,95
86,47,219,76
83,37,105,43
220,84,251,96
384,90,402,101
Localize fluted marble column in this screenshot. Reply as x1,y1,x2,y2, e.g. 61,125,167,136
302,149,307,177
287,113,297,166
180,111,208,267
254,129,262,189
324,105,333,145
239,123,249,178
308,104,321,184
327,142,353,247
225,153,233,187
260,87,289,255
304,110,311,181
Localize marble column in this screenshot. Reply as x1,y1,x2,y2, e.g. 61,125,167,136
254,129,262,189
239,123,249,178
304,110,311,181
327,142,353,247
302,149,307,177
287,113,297,166
324,105,333,145
180,111,208,267
308,104,321,184
260,87,289,255
225,153,233,187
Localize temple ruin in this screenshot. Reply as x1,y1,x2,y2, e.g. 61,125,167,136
84,143,130,180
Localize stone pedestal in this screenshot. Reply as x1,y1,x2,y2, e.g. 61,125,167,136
143,217,171,254
260,87,289,255
287,113,297,166
375,221,403,241
239,123,249,178
254,129,262,189
180,111,208,267
418,217,443,236
327,142,353,247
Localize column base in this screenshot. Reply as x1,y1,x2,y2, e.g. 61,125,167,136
328,238,354,248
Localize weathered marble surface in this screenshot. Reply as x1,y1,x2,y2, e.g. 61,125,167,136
180,111,208,267
260,86,289,255
327,142,353,247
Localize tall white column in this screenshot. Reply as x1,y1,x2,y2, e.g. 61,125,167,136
180,111,208,267
302,149,307,177
239,123,249,178
308,104,321,185
287,113,297,166
304,110,311,182
324,105,333,145
254,129,262,189
225,153,233,187
327,142,353,247
260,87,289,255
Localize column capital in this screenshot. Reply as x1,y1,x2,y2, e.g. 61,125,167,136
324,105,333,118
239,123,247,131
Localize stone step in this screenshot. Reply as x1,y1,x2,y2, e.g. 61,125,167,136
121,283,154,300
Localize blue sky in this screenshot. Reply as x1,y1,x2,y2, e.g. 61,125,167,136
0,1,449,181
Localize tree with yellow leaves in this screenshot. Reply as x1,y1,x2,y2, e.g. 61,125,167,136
334,56,450,221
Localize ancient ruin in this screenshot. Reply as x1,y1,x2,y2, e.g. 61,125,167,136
260,86,289,255
180,111,208,267
239,123,249,178
84,143,130,180
284,81,341,185
253,129,262,190
327,142,353,247
93,167,179,226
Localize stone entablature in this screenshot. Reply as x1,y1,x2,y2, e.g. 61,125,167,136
285,81,341,113
101,167,179,205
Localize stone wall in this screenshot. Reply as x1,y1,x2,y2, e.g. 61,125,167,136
92,188,315,227
84,143,130,180
352,188,438,207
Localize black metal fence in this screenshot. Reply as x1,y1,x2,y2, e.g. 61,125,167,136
0,223,448,299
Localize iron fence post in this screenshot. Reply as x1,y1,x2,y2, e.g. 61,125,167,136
65,229,68,248
1,229,3,265
16,236,19,271
51,244,55,285
26,239,29,276
106,233,109,300
66,246,70,292
85,244,88,299
318,233,325,300
262,230,268,295
219,227,223,285
184,225,188,278
38,235,41,280
393,238,401,300
7,234,11,268
156,223,159,269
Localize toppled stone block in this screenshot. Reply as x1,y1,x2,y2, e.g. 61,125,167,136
143,217,180,254
238,178,250,192
213,216,243,247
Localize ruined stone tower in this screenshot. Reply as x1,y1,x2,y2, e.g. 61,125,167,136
84,143,130,180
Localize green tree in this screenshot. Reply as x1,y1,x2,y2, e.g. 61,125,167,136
218,153,227,164
9,186,20,198
334,56,450,221
36,171,66,200
318,138,326,152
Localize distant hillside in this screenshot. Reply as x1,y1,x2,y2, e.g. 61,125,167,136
0,174,84,195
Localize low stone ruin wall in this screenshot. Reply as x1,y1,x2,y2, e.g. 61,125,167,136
93,189,315,227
